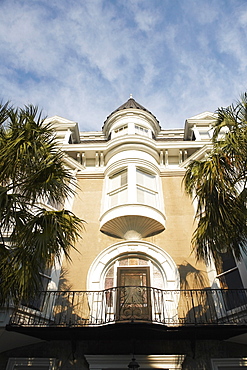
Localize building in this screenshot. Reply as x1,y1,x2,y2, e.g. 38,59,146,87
1,96,247,369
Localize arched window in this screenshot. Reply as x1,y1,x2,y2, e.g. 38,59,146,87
104,254,164,290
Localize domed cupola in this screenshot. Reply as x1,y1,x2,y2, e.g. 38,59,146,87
99,96,166,240
102,95,161,140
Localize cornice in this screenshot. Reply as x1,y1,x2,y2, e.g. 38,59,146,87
61,138,211,155
160,168,186,177
76,171,104,179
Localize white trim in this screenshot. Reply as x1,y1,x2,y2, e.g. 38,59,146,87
6,358,57,370
87,240,179,292
211,357,247,369
85,355,185,370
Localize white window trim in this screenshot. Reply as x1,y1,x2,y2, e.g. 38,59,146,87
211,357,247,369
105,165,160,211
6,358,57,370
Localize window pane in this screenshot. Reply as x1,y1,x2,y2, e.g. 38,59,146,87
221,251,237,271
137,187,145,203
110,170,127,191
129,258,139,265
106,265,114,278
137,187,156,207
119,259,128,266
136,169,155,190
218,270,246,310
135,125,149,137
219,269,244,290
119,187,128,204
105,277,114,289
115,125,128,137
119,257,148,266
110,187,128,207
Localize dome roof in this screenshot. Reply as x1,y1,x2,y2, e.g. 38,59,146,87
103,95,160,127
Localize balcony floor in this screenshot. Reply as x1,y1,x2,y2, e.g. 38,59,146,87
6,321,247,342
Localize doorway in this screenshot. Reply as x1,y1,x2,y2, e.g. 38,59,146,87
117,267,151,320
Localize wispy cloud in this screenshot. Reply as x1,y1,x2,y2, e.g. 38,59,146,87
0,0,247,130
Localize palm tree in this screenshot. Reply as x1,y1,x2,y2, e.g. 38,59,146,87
183,94,247,265
0,103,83,304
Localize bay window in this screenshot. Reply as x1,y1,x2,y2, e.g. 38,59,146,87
107,166,158,209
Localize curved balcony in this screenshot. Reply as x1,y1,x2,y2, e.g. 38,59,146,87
8,288,247,330
99,204,166,239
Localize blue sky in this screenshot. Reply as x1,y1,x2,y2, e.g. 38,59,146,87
1,0,247,131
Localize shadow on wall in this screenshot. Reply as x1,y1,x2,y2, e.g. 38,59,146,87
178,262,208,289
58,267,73,291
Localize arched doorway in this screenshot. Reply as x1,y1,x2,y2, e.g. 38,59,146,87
104,253,160,321
87,241,180,323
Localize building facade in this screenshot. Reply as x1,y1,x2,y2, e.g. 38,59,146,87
1,97,247,369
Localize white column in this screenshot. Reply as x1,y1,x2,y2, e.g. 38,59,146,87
95,152,99,167
82,152,86,167
160,150,164,166
100,152,104,167
165,150,169,166
128,164,136,203
76,152,81,164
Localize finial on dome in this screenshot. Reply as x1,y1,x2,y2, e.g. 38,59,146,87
130,94,133,99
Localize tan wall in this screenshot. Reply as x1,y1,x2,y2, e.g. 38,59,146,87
147,176,208,289
61,175,208,291
61,177,119,291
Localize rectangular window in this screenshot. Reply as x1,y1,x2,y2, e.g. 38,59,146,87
135,125,149,137
216,251,247,310
21,268,52,311
137,187,156,207
110,170,127,191
114,125,128,137
108,170,128,207
136,169,157,207
136,169,156,190
109,187,128,207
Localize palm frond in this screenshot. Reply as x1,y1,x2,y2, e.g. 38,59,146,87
0,102,84,304
184,93,247,264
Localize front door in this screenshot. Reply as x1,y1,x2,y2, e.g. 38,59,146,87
117,267,151,321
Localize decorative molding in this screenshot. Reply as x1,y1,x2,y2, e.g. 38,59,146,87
77,172,105,179
87,240,180,291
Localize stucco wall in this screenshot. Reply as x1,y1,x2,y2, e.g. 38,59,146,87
61,174,208,291
61,177,119,291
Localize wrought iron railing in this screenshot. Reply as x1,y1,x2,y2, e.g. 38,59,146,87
9,287,247,328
